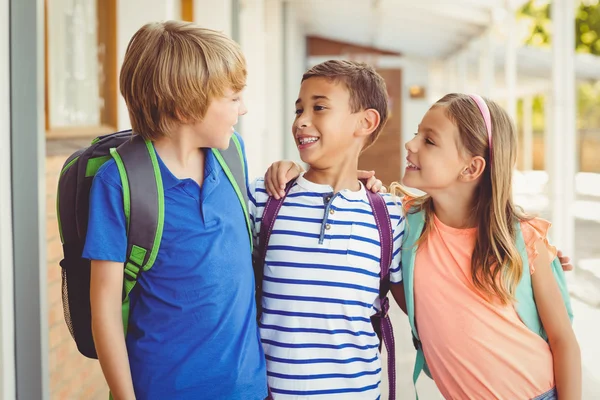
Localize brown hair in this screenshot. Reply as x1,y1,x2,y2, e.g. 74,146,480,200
302,60,389,148
119,20,247,141
393,93,527,305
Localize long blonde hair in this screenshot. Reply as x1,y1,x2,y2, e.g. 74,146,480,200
393,93,527,305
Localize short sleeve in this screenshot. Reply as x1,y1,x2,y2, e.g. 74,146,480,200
82,161,128,262
520,218,558,275
248,177,268,250
386,194,405,283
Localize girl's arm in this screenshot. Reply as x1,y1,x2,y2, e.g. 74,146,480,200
531,239,581,399
90,260,136,400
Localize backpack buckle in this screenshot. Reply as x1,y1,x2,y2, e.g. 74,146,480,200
124,261,141,281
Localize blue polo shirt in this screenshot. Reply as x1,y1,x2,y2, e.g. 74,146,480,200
82,134,267,400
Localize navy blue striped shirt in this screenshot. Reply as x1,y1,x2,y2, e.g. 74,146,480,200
249,175,404,399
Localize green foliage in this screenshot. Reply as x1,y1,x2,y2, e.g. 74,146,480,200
517,0,600,130
518,0,600,55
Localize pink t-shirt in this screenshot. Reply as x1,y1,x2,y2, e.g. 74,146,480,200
415,213,557,399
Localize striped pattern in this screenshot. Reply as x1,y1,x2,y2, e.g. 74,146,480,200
249,175,404,399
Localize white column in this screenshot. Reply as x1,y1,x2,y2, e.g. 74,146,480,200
442,58,456,94
238,0,267,179
165,0,180,19
446,58,457,93
117,0,190,129
428,60,445,102
457,52,468,93
479,28,495,97
550,0,576,258
264,0,285,165
0,0,16,397
193,0,232,35
544,93,553,176
504,6,517,123
522,95,533,171
283,1,305,163
10,0,48,397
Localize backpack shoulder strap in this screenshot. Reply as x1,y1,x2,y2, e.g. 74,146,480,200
513,220,574,341
254,179,296,320
402,209,426,337
212,133,253,251
364,191,397,400
365,191,393,281
400,209,430,397
111,135,164,332
258,180,296,266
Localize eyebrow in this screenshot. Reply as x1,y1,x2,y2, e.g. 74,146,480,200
418,125,441,138
295,95,330,105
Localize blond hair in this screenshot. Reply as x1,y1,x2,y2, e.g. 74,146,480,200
302,60,389,148
392,93,527,305
119,20,247,141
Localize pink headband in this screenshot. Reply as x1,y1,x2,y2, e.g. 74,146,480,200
468,94,493,163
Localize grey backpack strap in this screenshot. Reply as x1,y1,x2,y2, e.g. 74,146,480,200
218,135,249,209
113,135,164,272
111,134,164,333
212,134,252,250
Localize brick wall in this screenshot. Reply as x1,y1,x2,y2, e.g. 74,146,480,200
47,141,107,400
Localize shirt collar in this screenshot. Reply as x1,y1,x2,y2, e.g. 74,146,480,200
153,145,219,190
295,172,367,201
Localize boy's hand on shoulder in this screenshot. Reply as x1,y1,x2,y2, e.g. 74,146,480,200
265,160,304,199
358,170,386,194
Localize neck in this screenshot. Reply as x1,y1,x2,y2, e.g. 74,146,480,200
153,124,203,168
303,156,361,193
429,184,478,229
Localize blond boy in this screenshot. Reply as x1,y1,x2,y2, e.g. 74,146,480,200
83,21,267,400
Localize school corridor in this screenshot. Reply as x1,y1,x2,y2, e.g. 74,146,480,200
3,0,600,398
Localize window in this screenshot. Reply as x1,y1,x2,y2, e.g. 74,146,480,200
45,0,117,138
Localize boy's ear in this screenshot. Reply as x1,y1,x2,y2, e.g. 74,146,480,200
460,156,486,182
356,109,381,138
174,109,192,124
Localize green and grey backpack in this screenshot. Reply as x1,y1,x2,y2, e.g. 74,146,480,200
401,209,574,397
56,130,251,359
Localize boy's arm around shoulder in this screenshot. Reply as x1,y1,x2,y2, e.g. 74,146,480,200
531,238,581,399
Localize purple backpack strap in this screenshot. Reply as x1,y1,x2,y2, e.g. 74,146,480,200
255,180,296,319
365,190,396,400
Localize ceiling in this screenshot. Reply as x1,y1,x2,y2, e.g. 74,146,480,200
289,0,526,59
289,0,600,81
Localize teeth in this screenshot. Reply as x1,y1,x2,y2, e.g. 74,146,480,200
298,137,319,145
407,161,418,169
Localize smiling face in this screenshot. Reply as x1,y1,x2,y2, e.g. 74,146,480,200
403,106,467,192
292,77,365,168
